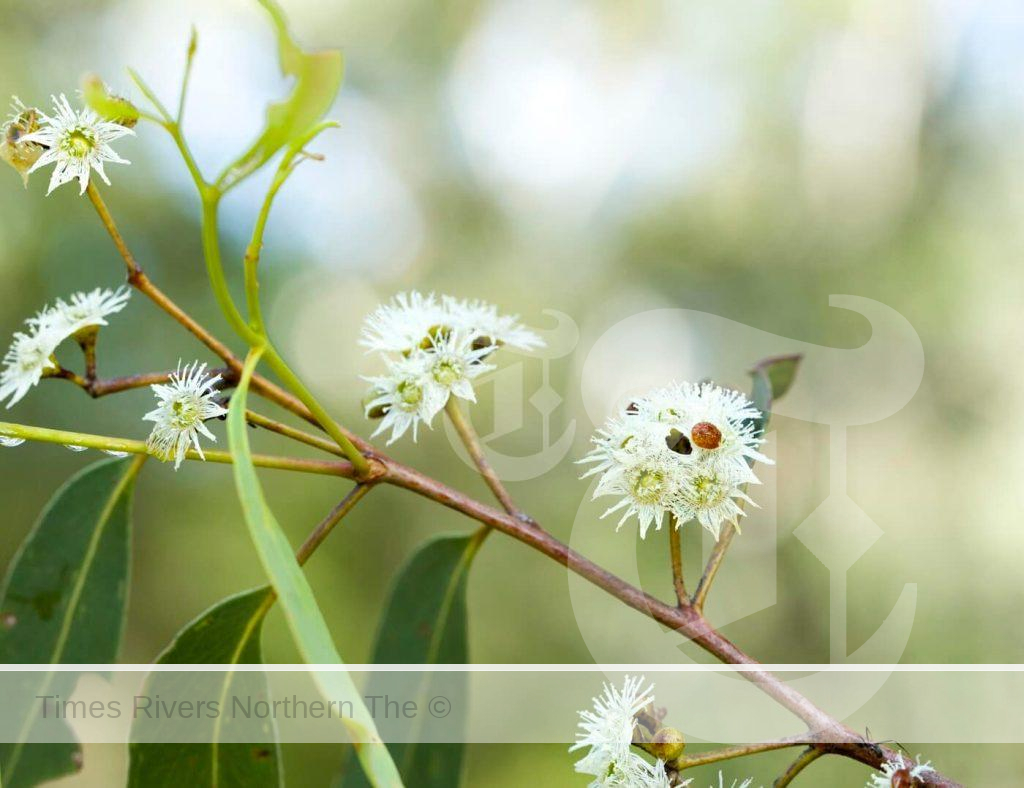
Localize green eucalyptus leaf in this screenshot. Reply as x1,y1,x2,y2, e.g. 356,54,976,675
127,588,282,788
217,0,343,191
0,457,143,788
748,353,803,434
227,351,402,787
340,532,484,788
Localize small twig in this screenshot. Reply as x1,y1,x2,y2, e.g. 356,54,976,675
244,409,345,458
667,734,814,770
668,515,688,606
444,397,535,525
0,421,354,478
53,367,232,398
691,520,737,611
177,26,198,125
774,746,825,787
295,484,373,566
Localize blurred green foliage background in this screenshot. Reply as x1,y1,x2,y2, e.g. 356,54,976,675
2,0,1023,784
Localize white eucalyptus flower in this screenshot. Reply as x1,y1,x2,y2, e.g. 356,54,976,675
570,675,656,787
581,381,770,540
441,295,544,351
360,291,445,354
867,755,934,788
363,354,433,445
54,286,130,332
419,330,495,420
0,324,63,408
143,361,227,469
0,436,25,447
22,94,133,195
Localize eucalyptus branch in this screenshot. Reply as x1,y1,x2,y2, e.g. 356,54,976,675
691,520,737,611
666,734,814,770
774,746,825,787
294,484,373,566
0,421,355,478
84,179,373,475
444,397,530,522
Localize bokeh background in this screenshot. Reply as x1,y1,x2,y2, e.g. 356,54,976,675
2,0,1023,784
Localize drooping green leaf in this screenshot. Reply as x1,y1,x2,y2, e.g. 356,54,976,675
0,457,143,788
227,350,402,787
340,532,484,788
217,0,343,191
127,588,282,788
748,353,803,434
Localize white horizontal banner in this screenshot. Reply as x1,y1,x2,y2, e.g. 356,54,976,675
0,665,1020,744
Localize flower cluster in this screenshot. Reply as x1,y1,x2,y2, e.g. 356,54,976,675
143,362,228,469
580,382,769,540
360,292,543,444
570,675,671,787
0,287,131,407
867,755,934,788
14,94,133,195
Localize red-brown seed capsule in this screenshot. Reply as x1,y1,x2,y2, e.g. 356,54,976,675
890,769,914,788
691,421,722,450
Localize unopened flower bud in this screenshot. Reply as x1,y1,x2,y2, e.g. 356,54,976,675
646,727,686,763
890,769,915,788
691,421,722,450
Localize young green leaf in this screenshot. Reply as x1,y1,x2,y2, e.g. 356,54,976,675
217,0,343,191
0,457,144,788
127,588,282,788
749,353,803,434
340,532,484,788
227,349,402,787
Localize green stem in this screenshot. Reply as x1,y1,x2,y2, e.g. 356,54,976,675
669,735,813,770
244,122,335,333
774,746,825,787
0,422,352,478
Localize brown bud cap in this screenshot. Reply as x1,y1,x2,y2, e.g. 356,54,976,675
890,769,916,788
646,727,686,763
691,421,722,450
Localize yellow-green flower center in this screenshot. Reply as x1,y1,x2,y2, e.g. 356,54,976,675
170,397,200,429
397,379,423,410
62,127,96,158
690,473,728,506
630,467,665,504
433,358,463,387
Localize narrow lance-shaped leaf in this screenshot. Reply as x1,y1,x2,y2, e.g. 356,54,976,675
227,349,402,787
217,0,344,191
127,588,282,788
0,457,144,788
340,532,484,788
